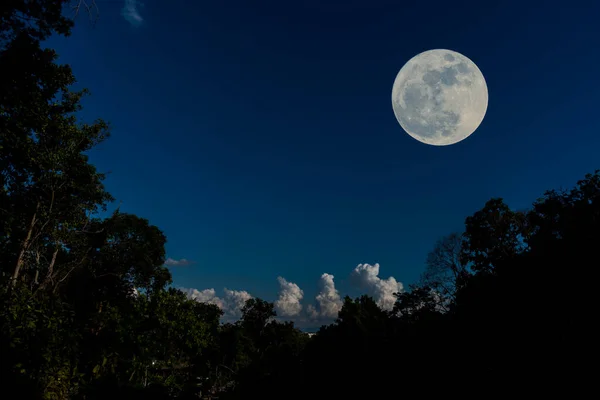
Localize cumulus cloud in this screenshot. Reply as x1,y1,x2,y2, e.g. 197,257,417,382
351,263,404,311
164,258,194,267
178,263,405,325
222,288,253,319
274,277,304,317
184,288,224,308
180,287,252,321
306,304,319,319
122,0,143,27
308,273,343,319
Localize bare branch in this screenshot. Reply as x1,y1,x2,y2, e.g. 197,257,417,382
53,266,76,294
71,1,100,26
11,202,40,287
421,232,469,299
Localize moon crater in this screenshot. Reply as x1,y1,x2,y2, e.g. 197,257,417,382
392,49,488,146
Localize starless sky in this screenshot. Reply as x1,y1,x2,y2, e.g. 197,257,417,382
46,0,600,319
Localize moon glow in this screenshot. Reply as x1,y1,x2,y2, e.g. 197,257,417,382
391,49,488,146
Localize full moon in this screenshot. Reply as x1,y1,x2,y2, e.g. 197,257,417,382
391,49,488,146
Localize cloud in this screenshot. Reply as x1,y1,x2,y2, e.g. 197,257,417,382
122,0,143,27
308,273,343,319
178,263,405,326
350,263,404,311
274,277,304,317
165,258,194,267
184,288,224,308
306,304,319,319
180,287,252,321
222,288,253,319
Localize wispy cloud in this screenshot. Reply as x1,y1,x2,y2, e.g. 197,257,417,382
122,0,143,27
164,258,195,267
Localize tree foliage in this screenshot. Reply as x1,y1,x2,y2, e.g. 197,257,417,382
0,0,73,46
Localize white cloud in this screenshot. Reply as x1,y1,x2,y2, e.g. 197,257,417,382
165,258,194,267
180,287,252,321
182,287,224,308
306,304,319,319
351,263,404,311
274,277,304,317
308,273,343,319
222,288,253,319
122,0,143,27
178,263,405,325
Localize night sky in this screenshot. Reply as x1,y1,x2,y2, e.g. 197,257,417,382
45,0,600,323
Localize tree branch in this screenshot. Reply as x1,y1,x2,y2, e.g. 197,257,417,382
71,0,100,25
53,266,76,294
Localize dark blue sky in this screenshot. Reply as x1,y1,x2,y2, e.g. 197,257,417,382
47,0,600,311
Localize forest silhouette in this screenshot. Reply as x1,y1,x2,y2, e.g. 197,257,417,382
0,2,595,399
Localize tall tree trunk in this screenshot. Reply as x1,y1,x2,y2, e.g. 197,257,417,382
11,202,39,287
31,250,41,290
39,246,59,291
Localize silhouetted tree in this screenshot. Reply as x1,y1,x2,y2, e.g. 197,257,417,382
461,198,529,273
0,0,73,46
421,232,470,300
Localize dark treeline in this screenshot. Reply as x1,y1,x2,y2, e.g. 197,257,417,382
0,2,596,399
